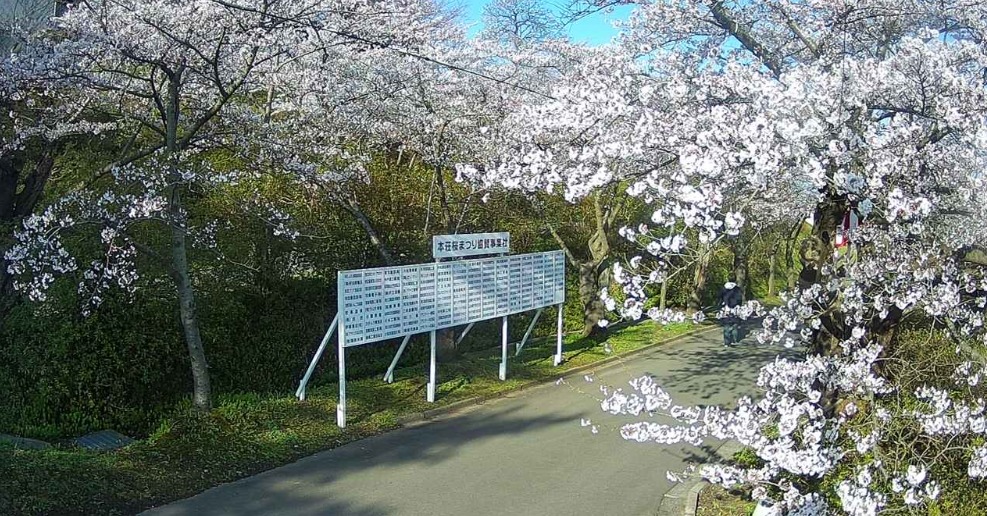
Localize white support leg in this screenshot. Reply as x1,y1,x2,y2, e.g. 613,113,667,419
383,334,413,383
516,308,543,356
455,322,476,347
500,315,508,380
427,330,437,402
554,304,564,366
296,315,338,401
337,330,347,428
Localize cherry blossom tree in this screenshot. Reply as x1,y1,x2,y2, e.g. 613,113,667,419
5,0,986,508
253,15,566,270
463,0,987,512
3,0,449,410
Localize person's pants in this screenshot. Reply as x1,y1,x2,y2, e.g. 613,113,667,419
723,321,741,345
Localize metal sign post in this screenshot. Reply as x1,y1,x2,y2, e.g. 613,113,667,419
428,330,437,402
516,308,544,356
295,315,338,401
383,334,413,384
337,323,346,428
555,304,564,366
500,315,508,380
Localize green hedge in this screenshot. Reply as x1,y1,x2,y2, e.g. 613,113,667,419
0,271,589,440
0,282,187,440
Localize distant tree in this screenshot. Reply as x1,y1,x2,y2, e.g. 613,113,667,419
482,0,561,42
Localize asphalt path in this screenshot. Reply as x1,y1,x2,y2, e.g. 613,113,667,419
144,325,789,516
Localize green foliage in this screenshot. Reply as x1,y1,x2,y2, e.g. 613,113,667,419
198,278,334,394
0,270,456,439
0,191,591,440
704,246,735,304
885,328,987,513
732,447,763,470
697,484,756,516
0,281,186,440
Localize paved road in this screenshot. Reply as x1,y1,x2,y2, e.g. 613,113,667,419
145,326,786,516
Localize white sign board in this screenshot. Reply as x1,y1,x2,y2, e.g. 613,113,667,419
338,250,564,347
432,232,510,259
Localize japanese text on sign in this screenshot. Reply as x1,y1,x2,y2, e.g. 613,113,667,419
338,251,565,347
432,232,509,258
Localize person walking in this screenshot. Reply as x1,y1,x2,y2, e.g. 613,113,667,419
718,280,743,346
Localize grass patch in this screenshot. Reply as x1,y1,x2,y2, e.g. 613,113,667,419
697,484,756,516
0,320,703,515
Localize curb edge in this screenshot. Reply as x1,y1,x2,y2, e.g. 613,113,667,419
657,440,746,516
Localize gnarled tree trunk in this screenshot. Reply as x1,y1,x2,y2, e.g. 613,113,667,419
802,193,847,417
578,261,607,337
548,190,617,338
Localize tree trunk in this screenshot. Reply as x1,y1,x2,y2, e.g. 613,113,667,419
0,149,55,322
14,155,54,220
688,242,712,311
732,239,749,302
659,281,668,311
768,249,776,297
170,197,213,411
166,73,212,411
434,165,455,235
0,244,15,322
804,194,847,417
253,225,275,295
0,154,22,320
543,191,615,339
579,261,605,337
579,192,612,336
0,154,22,221
342,195,395,266
433,166,459,359
785,220,802,290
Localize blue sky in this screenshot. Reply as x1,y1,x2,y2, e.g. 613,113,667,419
457,0,634,46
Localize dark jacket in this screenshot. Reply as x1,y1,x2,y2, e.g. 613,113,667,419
718,284,742,310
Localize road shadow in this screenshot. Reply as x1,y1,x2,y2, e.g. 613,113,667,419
144,404,579,516
587,323,806,461
636,322,803,404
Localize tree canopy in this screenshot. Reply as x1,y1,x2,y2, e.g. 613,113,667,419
3,1,987,514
